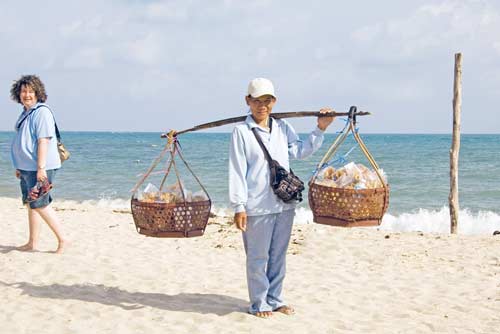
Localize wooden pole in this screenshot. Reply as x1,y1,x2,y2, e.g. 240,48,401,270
160,110,371,137
449,53,462,234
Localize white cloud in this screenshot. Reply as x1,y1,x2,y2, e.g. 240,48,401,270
351,23,383,43
419,1,457,16
59,16,105,38
125,33,165,66
494,41,500,55
143,2,190,21
351,0,500,60
63,47,104,69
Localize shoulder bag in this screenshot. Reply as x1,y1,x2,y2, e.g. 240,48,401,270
251,126,304,203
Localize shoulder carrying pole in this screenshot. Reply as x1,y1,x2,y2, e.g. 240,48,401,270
161,110,371,137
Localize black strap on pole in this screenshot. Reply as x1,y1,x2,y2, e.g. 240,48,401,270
348,106,357,126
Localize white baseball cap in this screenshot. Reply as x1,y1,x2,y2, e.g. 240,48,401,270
247,78,276,98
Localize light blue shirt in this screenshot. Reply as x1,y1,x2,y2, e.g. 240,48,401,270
229,115,325,216
11,103,61,171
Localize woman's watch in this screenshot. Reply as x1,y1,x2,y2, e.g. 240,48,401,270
38,165,46,170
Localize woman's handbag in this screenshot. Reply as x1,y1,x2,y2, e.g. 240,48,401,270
54,123,70,163
251,128,304,203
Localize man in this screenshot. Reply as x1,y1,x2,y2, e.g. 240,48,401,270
229,78,334,317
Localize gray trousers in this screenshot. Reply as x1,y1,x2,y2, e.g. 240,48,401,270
242,209,294,313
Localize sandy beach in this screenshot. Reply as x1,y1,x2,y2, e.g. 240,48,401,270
0,196,499,334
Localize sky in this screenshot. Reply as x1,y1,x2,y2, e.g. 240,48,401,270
0,0,499,133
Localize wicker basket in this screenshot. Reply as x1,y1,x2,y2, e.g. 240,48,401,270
307,106,390,227
131,198,211,238
308,182,389,227
130,132,213,238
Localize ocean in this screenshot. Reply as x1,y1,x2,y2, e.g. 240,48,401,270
1,131,499,235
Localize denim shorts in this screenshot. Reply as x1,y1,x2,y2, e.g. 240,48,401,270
19,169,57,209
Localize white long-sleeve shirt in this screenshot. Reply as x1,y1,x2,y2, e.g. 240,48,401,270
229,115,325,216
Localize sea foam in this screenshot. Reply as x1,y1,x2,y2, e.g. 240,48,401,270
295,206,500,235
54,198,500,236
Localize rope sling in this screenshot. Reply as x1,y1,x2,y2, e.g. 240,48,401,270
308,106,390,227
131,132,212,238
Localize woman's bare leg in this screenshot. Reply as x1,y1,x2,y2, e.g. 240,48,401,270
17,206,42,251
34,205,68,254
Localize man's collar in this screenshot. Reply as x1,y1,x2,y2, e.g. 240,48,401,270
245,115,273,132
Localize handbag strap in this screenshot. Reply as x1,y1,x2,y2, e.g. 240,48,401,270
17,104,62,142
16,109,36,130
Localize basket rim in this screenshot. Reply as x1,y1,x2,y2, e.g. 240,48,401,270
313,215,382,227
131,198,211,208
309,181,389,194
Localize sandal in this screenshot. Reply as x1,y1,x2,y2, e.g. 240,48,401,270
27,179,53,202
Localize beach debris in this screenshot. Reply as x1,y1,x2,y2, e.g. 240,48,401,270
113,209,131,214
314,162,387,189
53,207,77,212
384,235,390,239
493,230,500,236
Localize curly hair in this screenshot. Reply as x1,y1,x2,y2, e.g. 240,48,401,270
10,75,47,104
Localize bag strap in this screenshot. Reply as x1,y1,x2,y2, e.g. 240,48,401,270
16,109,36,130
17,104,62,142
251,124,280,186
251,127,274,164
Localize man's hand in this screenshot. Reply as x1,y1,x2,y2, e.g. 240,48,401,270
234,211,247,232
317,107,335,131
15,170,21,179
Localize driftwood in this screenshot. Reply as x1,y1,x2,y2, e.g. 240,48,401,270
449,53,462,234
161,110,371,137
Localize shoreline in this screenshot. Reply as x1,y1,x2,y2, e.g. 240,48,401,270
1,196,499,236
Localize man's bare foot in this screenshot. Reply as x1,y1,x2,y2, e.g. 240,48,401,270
16,243,36,252
254,311,273,318
54,239,69,254
274,305,295,315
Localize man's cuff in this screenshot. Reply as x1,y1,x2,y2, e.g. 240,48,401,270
233,204,246,213
313,126,325,135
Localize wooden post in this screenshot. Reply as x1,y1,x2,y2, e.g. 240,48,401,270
449,53,462,234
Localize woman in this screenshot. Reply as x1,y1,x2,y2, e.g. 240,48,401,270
229,78,335,318
10,75,68,254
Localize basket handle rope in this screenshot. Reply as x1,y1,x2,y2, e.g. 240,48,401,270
169,145,188,203
311,118,351,179
174,140,211,199
130,139,173,194
348,120,387,191
131,130,211,201
158,148,176,192
310,106,387,191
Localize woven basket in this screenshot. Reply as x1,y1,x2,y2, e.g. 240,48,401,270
131,199,211,238
130,133,212,238
308,182,389,227
308,106,390,228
